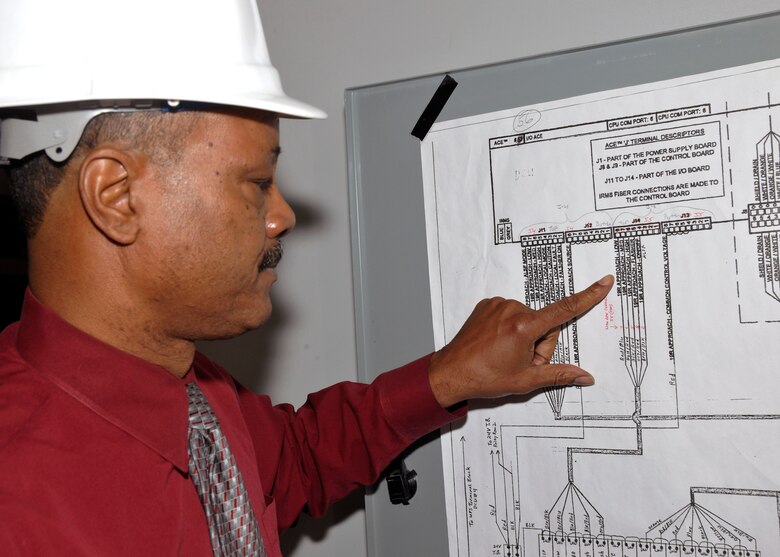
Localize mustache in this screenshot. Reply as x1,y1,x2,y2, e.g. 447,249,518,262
259,242,284,271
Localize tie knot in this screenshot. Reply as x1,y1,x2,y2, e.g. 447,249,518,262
186,382,219,431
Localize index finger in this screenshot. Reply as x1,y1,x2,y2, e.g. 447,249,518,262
533,275,614,333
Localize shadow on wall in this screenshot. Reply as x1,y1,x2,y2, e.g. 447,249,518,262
195,187,327,393
196,300,293,394
0,168,28,330
280,491,365,555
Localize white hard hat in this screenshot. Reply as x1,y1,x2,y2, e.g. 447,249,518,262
0,0,326,163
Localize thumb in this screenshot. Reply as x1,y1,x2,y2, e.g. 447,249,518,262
517,364,595,393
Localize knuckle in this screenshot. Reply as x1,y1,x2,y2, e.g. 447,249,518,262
506,298,525,311
556,295,579,315
512,316,531,335
477,297,500,310
552,370,570,387
475,297,498,313
503,299,531,318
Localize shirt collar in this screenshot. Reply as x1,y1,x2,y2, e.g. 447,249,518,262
15,290,191,473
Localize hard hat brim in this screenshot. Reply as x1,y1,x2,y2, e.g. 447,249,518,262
0,94,327,120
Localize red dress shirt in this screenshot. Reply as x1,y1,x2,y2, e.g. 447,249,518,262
0,292,462,555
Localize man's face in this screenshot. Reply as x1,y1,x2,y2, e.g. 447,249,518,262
134,109,294,341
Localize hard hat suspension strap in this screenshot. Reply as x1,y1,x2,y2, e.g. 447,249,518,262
0,109,110,165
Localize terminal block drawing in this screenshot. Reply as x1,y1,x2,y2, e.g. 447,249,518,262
749,131,780,303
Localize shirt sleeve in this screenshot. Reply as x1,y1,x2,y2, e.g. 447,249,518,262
234,354,466,532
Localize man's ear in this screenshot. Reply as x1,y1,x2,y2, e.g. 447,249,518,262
78,148,144,245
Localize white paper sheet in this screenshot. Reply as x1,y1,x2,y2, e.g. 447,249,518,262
421,59,780,557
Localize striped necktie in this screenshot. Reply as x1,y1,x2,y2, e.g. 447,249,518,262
186,382,266,557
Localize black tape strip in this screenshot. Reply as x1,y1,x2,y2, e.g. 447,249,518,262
411,74,458,141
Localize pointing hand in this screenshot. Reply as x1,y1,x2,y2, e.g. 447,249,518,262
428,275,614,408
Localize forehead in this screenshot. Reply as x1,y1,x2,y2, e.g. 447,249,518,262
186,109,280,166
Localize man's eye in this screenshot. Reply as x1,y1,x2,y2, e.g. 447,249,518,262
253,179,273,191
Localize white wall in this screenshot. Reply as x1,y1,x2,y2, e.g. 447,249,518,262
197,1,780,555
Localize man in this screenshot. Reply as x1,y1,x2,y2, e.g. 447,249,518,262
0,1,613,555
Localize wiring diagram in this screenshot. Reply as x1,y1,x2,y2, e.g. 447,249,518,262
421,60,780,557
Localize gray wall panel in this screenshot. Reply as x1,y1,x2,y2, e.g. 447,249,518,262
347,12,780,557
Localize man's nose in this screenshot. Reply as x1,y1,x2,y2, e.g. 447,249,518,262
266,184,296,238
